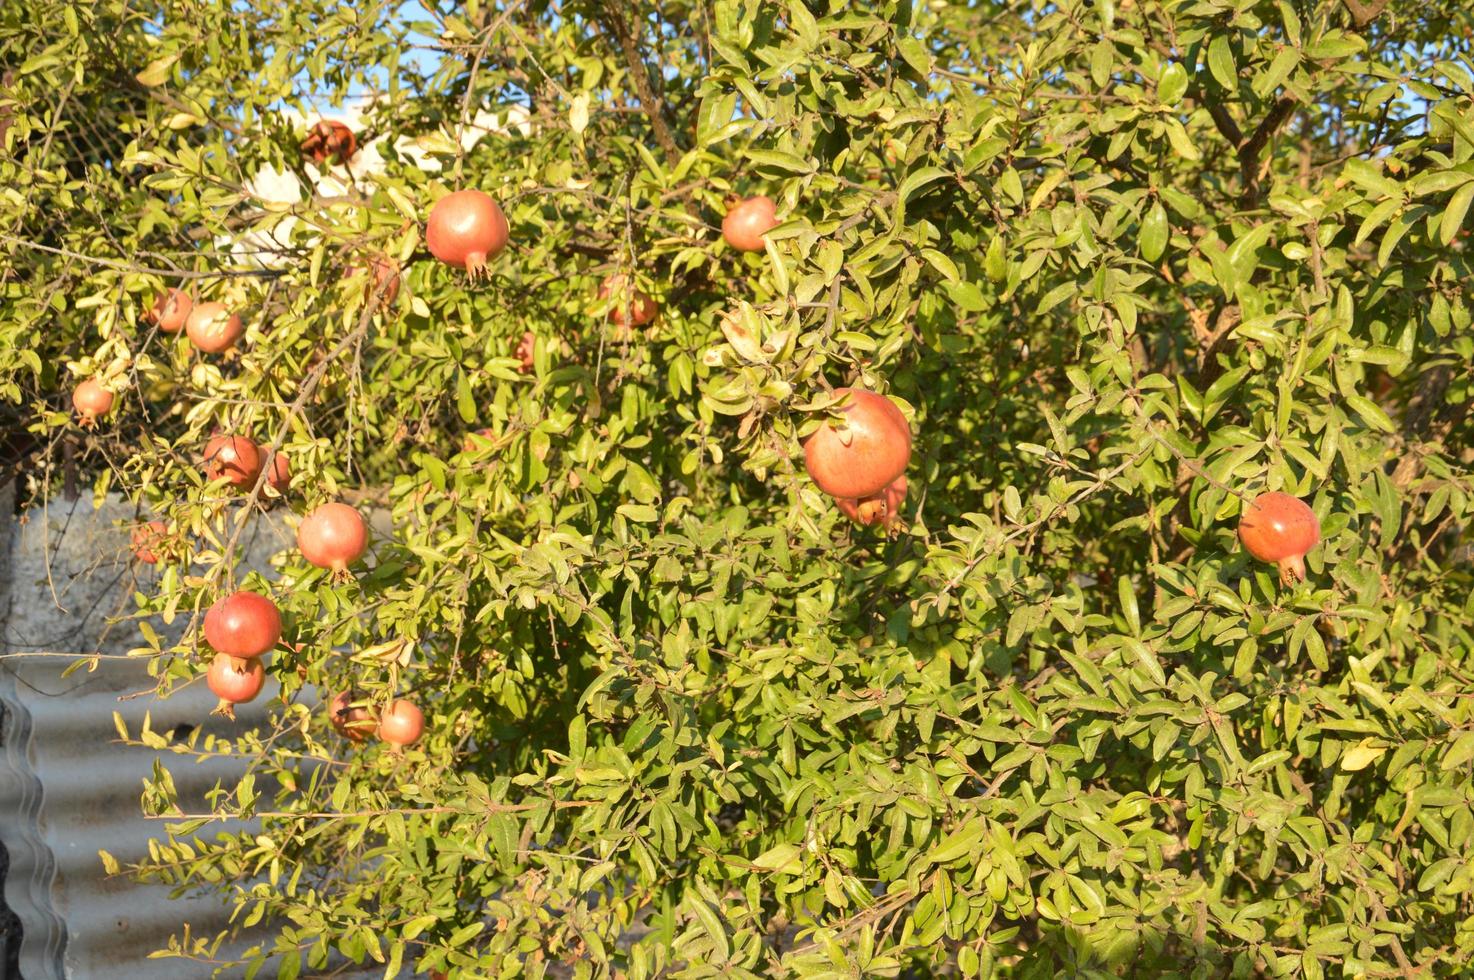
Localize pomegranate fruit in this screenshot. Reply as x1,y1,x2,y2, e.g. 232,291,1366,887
301,119,357,165
722,195,778,252
202,434,263,489
1238,491,1320,585
426,189,509,279
377,698,424,749
837,475,908,530
803,388,912,499
329,690,374,742
297,502,368,575
598,274,658,327
348,254,401,306
203,590,281,659
462,427,495,454
185,302,244,354
131,520,169,564
207,654,265,719
514,331,535,374
143,288,192,333
265,450,291,494
72,379,114,426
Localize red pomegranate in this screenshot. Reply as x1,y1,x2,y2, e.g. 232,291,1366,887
803,389,912,499
301,120,357,166
297,502,368,575
207,654,265,720
377,698,424,749
185,302,243,354
202,434,263,489
348,254,401,306
837,475,908,530
514,331,535,374
203,590,282,658
461,427,495,454
131,520,169,564
329,690,374,742
72,379,114,426
426,189,509,279
722,195,778,252
1238,491,1321,585
598,275,658,327
143,288,193,333
264,450,291,494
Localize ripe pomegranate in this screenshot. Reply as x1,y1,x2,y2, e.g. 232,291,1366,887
329,690,374,742
425,189,509,279
837,475,908,530
301,119,357,166
461,427,495,453
598,275,658,327
348,254,401,306
264,450,291,494
722,195,778,252
131,520,169,564
377,698,424,749
1238,491,1321,585
514,331,535,374
202,434,263,489
143,288,192,333
72,379,114,426
203,590,282,658
207,654,266,720
297,502,368,575
185,302,244,354
803,388,912,499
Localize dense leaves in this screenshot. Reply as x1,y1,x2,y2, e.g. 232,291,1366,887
6,0,1474,976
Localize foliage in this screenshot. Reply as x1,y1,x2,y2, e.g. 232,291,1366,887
5,0,1474,976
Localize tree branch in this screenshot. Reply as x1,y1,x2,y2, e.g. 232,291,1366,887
597,2,681,166
1238,97,1297,207
1341,0,1391,28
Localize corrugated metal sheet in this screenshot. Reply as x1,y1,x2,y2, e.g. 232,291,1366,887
0,489,329,979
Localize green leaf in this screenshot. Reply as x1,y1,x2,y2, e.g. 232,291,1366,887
1140,200,1168,261
1207,36,1237,90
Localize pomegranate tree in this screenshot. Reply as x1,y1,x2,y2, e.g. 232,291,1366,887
143,288,192,333
1238,491,1321,585
803,389,913,499
202,434,263,489
377,698,424,749
297,502,368,575
722,195,778,252
185,302,244,354
425,189,509,279
203,590,282,658
71,378,113,426
206,654,266,720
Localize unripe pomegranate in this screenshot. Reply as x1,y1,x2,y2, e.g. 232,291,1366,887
143,288,192,333
185,302,243,354
297,502,368,575
301,119,357,166
207,653,265,720
837,475,908,530
598,275,658,327
1238,491,1320,585
348,254,401,306
203,590,282,658
377,698,424,749
329,690,374,742
426,189,509,279
803,389,912,499
202,434,263,489
264,450,291,495
131,520,169,564
72,379,114,426
722,195,778,252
